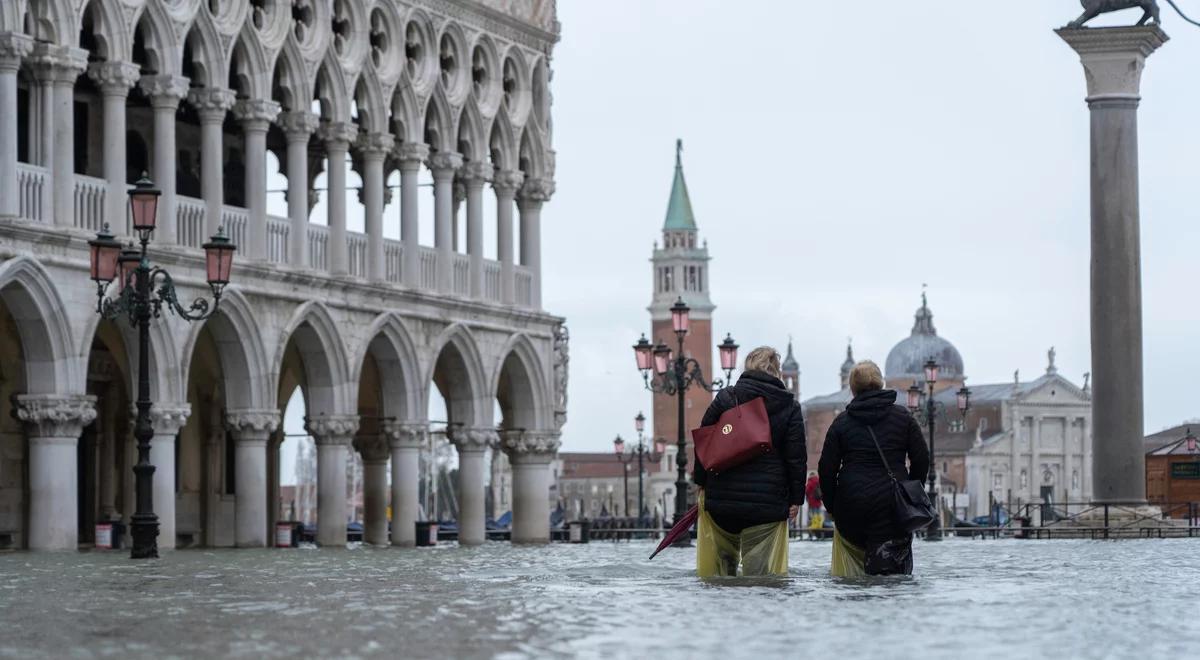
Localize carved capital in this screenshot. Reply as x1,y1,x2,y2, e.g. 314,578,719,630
187,87,237,120
355,132,394,158
16,394,97,438
277,110,319,140
146,404,191,436
87,61,141,95
1057,26,1168,100
500,430,561,461
354,434,390,462
395,142,430,167
426,151,464,174
306,415,360,445
519,177,555,203
233,99,282,130
492,169,525,197
30,44,88,83
381,420,427,449
140,74,190,109
225,409,281,441
319,121,358,147
459,161,494,185
448,426,497,453
0,32,33,69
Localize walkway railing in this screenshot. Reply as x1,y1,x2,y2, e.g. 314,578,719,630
266,215,289,264
384,239,403,283
309,224,329,270
17,163,46,223
176,196,207,248
347,231,367,278
73,174,106,233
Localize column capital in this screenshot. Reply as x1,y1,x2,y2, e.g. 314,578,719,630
1057,26,1168,101
0,32,33,70
144,404,191,436
319,121,358,148
519,177,555,203
306,414,360,445
395,142,430,167
448,425,498,453
426,151,464,175
139,74,190,109
188,86,237,121
382,420,427,449
500,430,561,462
16,394,97,438
492,169,525,197
354,434,390,463
233,98,282,131
355,132,394,158
30,44,87,83
277,110,319,141
459,161,494,186
87,60,140,95
225,409,281,437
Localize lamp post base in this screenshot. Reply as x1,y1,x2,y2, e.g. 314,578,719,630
130,513,159,559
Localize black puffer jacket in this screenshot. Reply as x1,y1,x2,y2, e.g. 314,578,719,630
818,389,929,547
694,371,807,528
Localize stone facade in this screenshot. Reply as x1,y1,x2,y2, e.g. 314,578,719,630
0,0,565,550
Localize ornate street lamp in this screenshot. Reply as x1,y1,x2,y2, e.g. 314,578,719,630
616,412,664,523
88,174,236,559
905,357,970,541
631,297,737,531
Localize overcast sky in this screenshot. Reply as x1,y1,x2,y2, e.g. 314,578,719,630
543,1,1200,453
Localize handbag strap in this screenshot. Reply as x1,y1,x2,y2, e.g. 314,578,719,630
865,426,899,484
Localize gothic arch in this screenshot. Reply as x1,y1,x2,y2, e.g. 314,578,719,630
0,256,79,395
491,333,550,431
76,308,179,404
131,1,181,76
423,87,455,153
500,44,531,127
402,8,438,97
314,52,351,123
182,10,225,89
272,38,312,112
275,301,352,417
78,0,129,62
489,110,517,171
518,123,547,180
350,313,421,421
230,25,271,100
354,67,388,135
427,323,487,427
457,101,487,163
179,288,272,410
25,0,73,44
390,74,423,144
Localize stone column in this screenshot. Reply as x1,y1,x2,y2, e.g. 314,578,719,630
225,410,279,547
278,111,318,267
449,426,495,546
32,45,87,228
354,434,390,545
1081,415,1093,500
0,33,32,218
1031,415,1042,502
1009,410,1020,503
460,161,493,299
452,179,465,251
233,99,281,260
148,405,190,550
16,395,96,550
518,178,554,308
188,87,236,238
383,421,424,546
89,62,140,233
1059,27,1166,504
427,152,463,293
397,143,429,288
140,75,190,245
306,415,359,547
493,170,523,305
502,431,561,544
321,122,357,275
357,132,394,282
1063,419,1073,504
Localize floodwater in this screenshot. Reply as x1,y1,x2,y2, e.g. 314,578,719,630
1,539,1198,659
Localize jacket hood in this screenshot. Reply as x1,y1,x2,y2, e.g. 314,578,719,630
846,388,899,425
733,370,796,413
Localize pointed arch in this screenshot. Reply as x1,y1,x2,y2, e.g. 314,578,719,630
79,0,129,61
390,74,423,144
131,1,181,75
182,10,225,89
457,101,487,163
275,301,352,417
179,289,273,411
351,313,421,422
229,24,271,100
0,256,80,395
314,52,351,123
491,333,551,431
354,66,388,134
26,0,73,44
272,37,312,112
427,323,487,427
489,110,517,171
518,123,546,180
423,87,455,152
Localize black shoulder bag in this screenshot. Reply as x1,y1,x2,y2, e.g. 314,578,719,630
864,426,932,576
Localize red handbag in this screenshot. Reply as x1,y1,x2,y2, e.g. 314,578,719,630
691,395,772,474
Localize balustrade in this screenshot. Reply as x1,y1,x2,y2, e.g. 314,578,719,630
220,206,248,250
452,253,470,297
347,232,367,278
515,267,534,307
72,174,106,233
16,164,46,222
266,215,289,264
308,224,329,271
484,261,501,301
384,239,403,283
419,246,438,290
175,196,206,248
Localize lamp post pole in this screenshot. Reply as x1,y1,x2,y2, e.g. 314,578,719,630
907,358,970,543
88,175,236,559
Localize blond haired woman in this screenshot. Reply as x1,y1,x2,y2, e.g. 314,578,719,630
818,361,929,576
694,347,807,577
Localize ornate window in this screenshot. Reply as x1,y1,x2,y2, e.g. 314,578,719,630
369,9,389,68
332,0,351,57
472,46,488,98
439,34,458,89
293,0,315,43
405,23,425,80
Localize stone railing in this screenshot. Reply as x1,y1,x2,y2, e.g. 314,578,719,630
347,231,367,278
309,223,329,270
176,196,207,248
515,267,534,307
452,253,470,296
220,206,248,250
384,239,403,283
73,174,107,233
266,215,289,264
418,246,438,290
484,260,501,301
17,164,46,223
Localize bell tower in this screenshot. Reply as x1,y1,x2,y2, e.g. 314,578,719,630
649,140,714,455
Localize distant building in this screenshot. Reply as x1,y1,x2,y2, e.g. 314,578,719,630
557,451,674,520
1145,424,1200,516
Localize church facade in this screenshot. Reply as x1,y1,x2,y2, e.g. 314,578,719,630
0,0,565,551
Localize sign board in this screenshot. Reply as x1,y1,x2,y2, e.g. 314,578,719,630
1170,462,1200,480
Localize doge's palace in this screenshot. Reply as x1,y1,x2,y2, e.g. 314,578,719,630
0,0,565,551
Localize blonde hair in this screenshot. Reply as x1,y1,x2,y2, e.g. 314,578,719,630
848,360,885,396
744,346,782,379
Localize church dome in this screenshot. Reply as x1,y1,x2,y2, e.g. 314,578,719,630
885,295,964,382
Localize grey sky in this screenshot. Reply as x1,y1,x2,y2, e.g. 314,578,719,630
545,1,1200,453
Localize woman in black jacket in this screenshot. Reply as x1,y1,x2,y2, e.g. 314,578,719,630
818,360,929,576
694,347,806,577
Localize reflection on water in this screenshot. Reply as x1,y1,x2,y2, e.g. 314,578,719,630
1,539,1199,659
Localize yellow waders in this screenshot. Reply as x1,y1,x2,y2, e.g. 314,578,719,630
695,492,789,578
830,529,868,577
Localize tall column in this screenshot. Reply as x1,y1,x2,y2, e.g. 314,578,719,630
233,99,281,260
16,395,96,550
1058,26,1165,504
188,88,236,238
427,152,463,293
277,111,318,267
140,75,190,245
321,122,357,275
449,426,495,546
452,179,465,251
493,170,523,305
0,33,32,218
148,405,190,550
1031,415,1042,503
225,410,279,547
306,415,359,547
1081,415,1093,500
354,434,389,545
460,162,493,299
88,61,140,232
502,431,561,544
32,45,87,228
357,132,394,282
1009,410,1020,504
397,143,429,288
383,421,425,546
518,178,554,308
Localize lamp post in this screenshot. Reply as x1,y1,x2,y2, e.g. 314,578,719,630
613,435,630,517
632,297,738,530
87,174,235,559
906,358,970,541
615,413,667,522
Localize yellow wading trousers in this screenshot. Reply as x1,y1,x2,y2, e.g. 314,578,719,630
695,493,789,577
830,529,867,578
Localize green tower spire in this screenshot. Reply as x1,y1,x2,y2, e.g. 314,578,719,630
663,139,697,231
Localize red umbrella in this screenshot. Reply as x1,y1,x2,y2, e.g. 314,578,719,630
648,505,698,560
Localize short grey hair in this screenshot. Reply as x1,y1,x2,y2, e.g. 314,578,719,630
848,361,885,396
744,346,782,379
